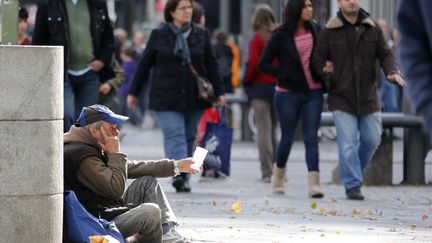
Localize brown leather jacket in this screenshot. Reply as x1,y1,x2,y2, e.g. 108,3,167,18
312,10,399,115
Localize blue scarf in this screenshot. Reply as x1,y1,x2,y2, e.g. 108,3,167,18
168,22,192,65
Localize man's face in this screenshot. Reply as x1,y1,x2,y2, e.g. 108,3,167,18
338,0,360,16
91,121,120,144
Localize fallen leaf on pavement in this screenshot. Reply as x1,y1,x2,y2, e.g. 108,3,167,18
311,201,317,209
231,201,241,213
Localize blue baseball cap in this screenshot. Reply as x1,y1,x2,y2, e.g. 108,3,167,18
75,104,129,127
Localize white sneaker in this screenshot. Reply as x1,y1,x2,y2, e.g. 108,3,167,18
162,229,189,243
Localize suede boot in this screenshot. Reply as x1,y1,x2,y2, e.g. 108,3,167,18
308,171,324,198
272,165,286,194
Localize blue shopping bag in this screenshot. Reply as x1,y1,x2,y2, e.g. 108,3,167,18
201,106,233,177
64,190,124,243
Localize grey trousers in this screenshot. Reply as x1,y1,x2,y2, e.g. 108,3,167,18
113,176,178,243
251,99,278,179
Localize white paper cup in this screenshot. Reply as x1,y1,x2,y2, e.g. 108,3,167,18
192,146,208,171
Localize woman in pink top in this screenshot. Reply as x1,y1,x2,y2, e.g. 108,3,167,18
259,0,324,197
243,4,278,183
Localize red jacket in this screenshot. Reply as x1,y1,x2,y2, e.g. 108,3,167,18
244,32,277,86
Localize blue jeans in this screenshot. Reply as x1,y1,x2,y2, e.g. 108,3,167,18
64,70,100,132
154,110,204,181
274,90,323,171
378,80,399,112
332,111,382,190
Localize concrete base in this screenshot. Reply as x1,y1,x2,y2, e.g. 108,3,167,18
332,133,393,185
0,194,63,242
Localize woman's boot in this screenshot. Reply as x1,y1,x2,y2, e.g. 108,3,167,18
308,171,324,198
272,165,286,194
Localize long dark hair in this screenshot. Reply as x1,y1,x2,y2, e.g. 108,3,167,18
281,0,311,35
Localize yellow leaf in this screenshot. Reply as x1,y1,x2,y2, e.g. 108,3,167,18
330,210,337,216
286,207,294,213
352,208,358,214
320,207,327,213
311,201,317,209
231,201,242,213
255,210,262,216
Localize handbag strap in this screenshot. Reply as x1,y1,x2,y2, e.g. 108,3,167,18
188,64,199,77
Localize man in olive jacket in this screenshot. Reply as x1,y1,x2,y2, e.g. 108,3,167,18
64,104,197,242
312,0,404,200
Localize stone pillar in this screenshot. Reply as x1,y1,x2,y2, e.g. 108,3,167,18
0,46,63,242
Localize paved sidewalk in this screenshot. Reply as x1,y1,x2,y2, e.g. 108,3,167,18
121,124,432,243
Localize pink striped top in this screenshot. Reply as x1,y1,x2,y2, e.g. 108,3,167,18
276,30,322,92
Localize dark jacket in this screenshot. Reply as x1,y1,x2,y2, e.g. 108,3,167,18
32,0,114,77
312,10,399,115
129,23,224,111
398,0,432,139
258,21,324,92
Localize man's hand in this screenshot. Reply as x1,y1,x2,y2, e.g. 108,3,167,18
323,60,334,74
99,83,112,95
99,127,120,154
387,73,406,86
127,95,138,111
88,60,105,72
177,158,200,175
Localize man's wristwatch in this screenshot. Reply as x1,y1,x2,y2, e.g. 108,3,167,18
173,160,181,176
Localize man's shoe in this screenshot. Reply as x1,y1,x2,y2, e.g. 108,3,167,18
172,176,184,193
346,187,365,200
181,181,191,192
162,228,189,243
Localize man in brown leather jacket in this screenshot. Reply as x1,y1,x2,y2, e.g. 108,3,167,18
64,104,196,242
312,0,404,200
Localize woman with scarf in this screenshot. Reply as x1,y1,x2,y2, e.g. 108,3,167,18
128,0,226,193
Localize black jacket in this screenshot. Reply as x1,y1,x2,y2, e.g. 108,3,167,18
259,21,324,92
32,0,114,77
129,23,224,111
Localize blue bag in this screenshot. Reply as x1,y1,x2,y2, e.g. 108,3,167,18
201,106,233,177
64,190,125,243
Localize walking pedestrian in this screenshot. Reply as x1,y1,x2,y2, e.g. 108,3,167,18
397,0,432,143
259,0,325,197
312,0,404,200
127,0,225,193
32,0,115,132
243,4,278,183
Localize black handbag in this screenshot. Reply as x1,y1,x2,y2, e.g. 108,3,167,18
188,64,218,102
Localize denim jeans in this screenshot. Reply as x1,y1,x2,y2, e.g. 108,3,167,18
378,80,399,112
332,111,382,190
274,90,323,171
154,110,204,181
64,70,100,132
